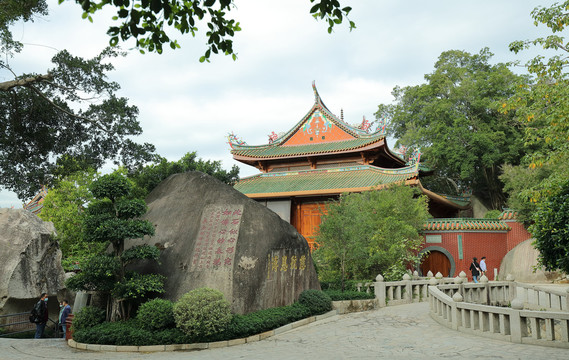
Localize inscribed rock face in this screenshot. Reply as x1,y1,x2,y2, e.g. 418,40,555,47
128,172,319,314
0,209,65,314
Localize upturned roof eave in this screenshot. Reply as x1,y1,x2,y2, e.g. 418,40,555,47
232,137,385,162
418,182,471,210
241,179,420,199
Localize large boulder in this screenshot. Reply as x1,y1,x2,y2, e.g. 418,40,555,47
499,238,563,282
0,208,65,314
129,172,320,314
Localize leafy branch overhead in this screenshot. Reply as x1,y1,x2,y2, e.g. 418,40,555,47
0,47,157,199
65,0,354,60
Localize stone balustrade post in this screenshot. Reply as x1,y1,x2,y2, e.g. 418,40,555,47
505,274,516,302
509,299,524,343
374,274,386,307
402,273,412,303
452,292,463,330
480,274,489,305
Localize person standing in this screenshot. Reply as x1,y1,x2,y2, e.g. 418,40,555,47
59,299,72,339
34,293,49,339
469,257,481,283
480,256,487,278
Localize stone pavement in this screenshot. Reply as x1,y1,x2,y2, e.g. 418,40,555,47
1,302,567,360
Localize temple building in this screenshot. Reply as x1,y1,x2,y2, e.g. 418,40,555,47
229,83,469,249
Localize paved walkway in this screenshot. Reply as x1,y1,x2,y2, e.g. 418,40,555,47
1,302,568,360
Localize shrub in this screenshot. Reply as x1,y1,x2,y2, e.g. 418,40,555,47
319,279,363,291
136,298,175,330
323,289,375,301
72,306,106,331
73,319,191,346
298,289,332,314
218,302,311,341
484,209,502,219
173,288,232,339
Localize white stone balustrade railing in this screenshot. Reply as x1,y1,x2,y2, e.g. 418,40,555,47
429,283,569,349
515,283,569,311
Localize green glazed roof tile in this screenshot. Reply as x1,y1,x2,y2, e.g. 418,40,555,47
231,136,384,159
423,218,511,232
234,165,418,195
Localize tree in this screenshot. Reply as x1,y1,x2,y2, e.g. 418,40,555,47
38,168,106,270
65,0,355,59
314,186,429,284
530,179,569,274
1,2,157,199
128,151,239,198
66,172,164,320
500,1,569,273
376,49,527,209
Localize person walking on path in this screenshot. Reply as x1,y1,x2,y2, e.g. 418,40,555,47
469,257,481,283
480,256,487,278
33,293,49,339
59,300,71,339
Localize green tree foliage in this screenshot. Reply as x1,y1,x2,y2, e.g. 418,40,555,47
314,186,429,284
173,288,232,338
38,169,106,270
66,172,164,320
530,179,569,274
500,1,569,273
0,2,157,199
0,0,47,54
377,48,527,209
136,298,175,331
64,0,355,59
128,151,239,198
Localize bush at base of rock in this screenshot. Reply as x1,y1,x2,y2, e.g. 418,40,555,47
70,297,334,345
72,320,189,346
72,306,106,331
298,289,332,314
219,302,312,340
173,288,232,339
323,290,375,301
136,298,175,330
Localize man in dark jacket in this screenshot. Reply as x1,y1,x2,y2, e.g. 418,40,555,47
59,299,71,339
34,293,49,339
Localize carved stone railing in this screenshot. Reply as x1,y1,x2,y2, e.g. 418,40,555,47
428,277,569,349
515,283,569,311
372,270,456,307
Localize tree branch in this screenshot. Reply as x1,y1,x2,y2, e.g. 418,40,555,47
0,73,53,91
27,84,111,133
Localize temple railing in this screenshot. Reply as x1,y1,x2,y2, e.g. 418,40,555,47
515,283,568,311
371,270,458,307
364,271,569,348
428,279,569,348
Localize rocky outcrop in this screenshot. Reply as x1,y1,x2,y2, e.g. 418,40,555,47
499,238,563,282
128,172,320,314
0,208,65,314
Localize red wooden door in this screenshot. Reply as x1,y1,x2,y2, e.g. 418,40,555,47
299,203,326,250
421,251,451,277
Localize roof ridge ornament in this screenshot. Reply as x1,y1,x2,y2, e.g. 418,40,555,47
227,132,247,149
376,116,387,136
312,80,320,103
406,147,422,169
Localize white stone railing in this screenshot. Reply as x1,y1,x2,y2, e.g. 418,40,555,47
515,283,569,311
429,278,569,349
373,271,448,307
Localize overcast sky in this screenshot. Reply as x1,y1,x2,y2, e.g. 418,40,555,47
0,0,559,208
